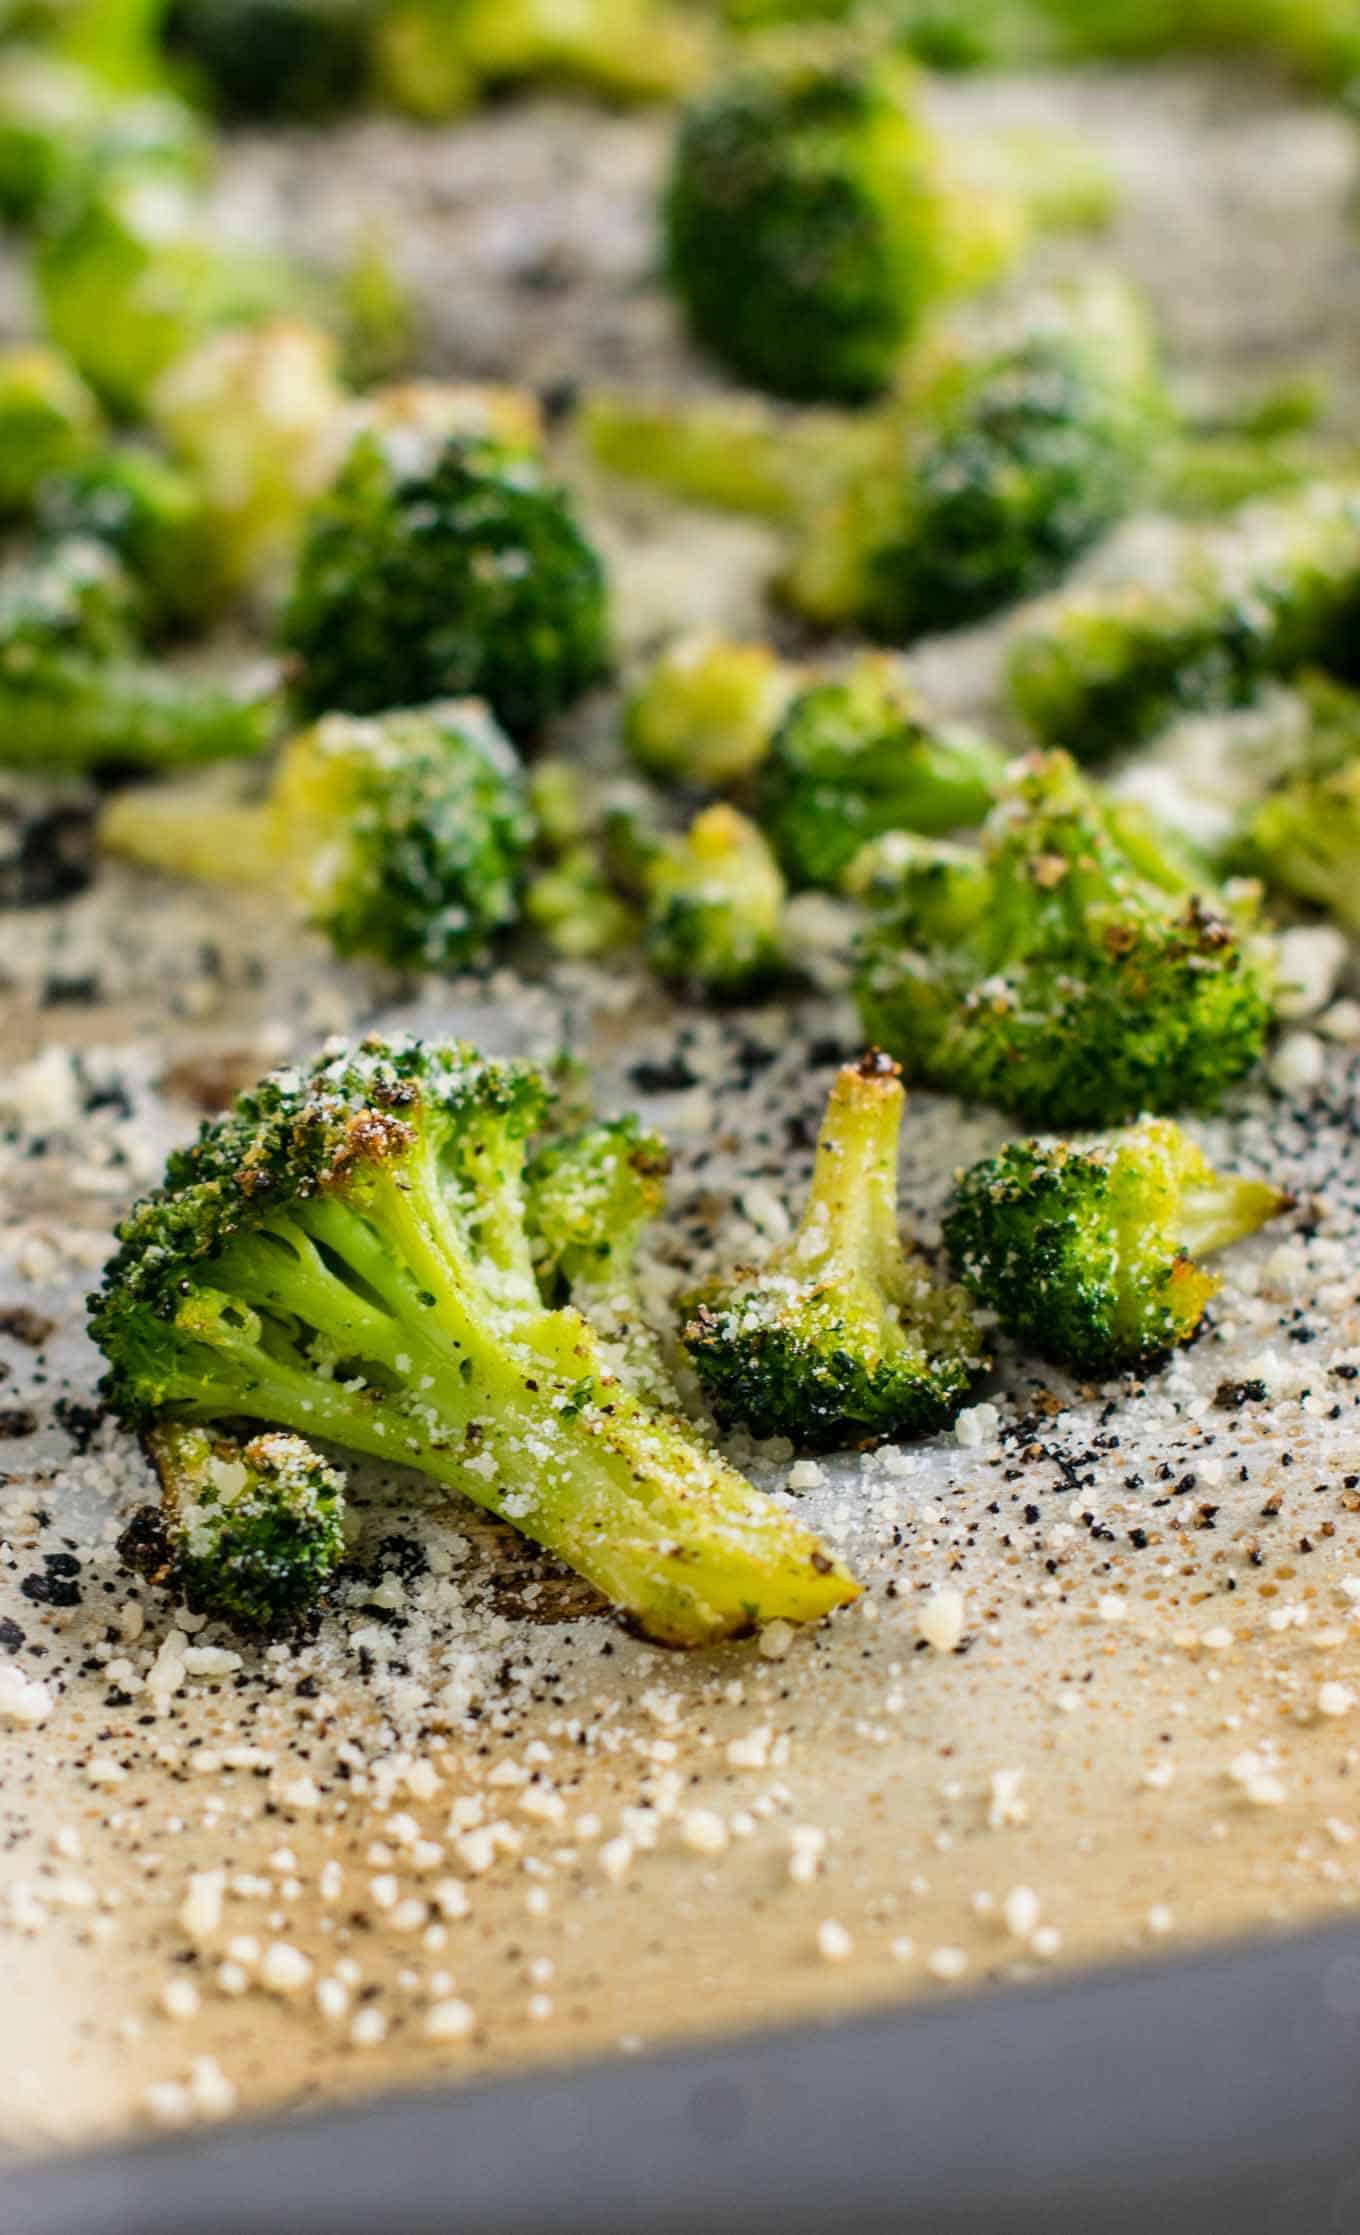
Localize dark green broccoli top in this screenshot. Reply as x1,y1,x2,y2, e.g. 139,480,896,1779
164,0,372,119
283,430,610,740
854,750,1275,1127
135,1422,348,1631
944,1117,1288,1375
38,444,214,632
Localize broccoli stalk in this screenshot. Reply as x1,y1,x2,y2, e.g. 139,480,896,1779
125,1422,348,1629
854,750,1274,1127
682,1051,984,1448
374,0,711,113
945,1118,1290,1376
90,1038,858,1646
98,701,535,968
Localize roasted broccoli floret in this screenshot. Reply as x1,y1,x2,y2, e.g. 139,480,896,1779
523,760,648,959
0,537,278,772
525,1115,680,1408
163,0,371,117
1241,757,1360,934
126,1423,348,1630
0,344,102,514
283,428,610,740
375,0,709,115
855,751,1274,1127
681,1051,983,1447
624,635,796,791
945,1118,1289,1377
37,441,214,631
663,52,1020,405
784,275,1167,637
99,700,535,968
37,174,296,416
1008,487,1360,762
757,654,1006,888
89,1036,858,1645
644,803,787,997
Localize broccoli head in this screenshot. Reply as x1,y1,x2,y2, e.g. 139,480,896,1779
945,1117,1289,1376
664,53,1018,405
0,50,206,224
1241,757,1360,934
100,700,536,969
0,537,279,772
681,1051,984,1447
37,442,216,632
127,1422,348,1630
163,0,371,118
89,1036,857,1645
624,635,796,791
644,802,787,997
757,653,1006,888
1008,487,1360,761
525,1114,679,1408
0,345,102,515
283,429,610,739
854,751,1274,1127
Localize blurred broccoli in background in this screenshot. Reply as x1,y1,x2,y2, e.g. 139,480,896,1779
0,344,102,513
681,1051,984,1446
99,699,536,968
855,750,1275,1127
644,801,787,996
374,0,711,115
0,47,206,222
0,535,278,769
37,440,216,630
283,428,610,739
126,1423,348,1631
1232,680,1360,932
757,653,1007,887
163,0,371,117
945,1118,1289,1377
664,51,1023,404
1008,487,1360,762
624,634,797,791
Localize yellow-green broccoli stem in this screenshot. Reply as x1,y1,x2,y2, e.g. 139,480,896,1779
583,390,870,521
98,768,274,882
1008,487,1360,763
682,1052,984,1448
644,802,787,997
624,634,798,790
136,1421,347,1631
945,1117,1290,1376
0,344,102,514
374,0,712,113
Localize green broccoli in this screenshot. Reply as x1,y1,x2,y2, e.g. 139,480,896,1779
644,802,787,997
681,1050,983,1448
1008,487,1360,762
374,0,711,115
49,0,173,91
283,428,610,740
854,750,1274,1128
89,1036,859,1646
624,635,797,791
757,653,1007,888
944,1118,1290,1377
663,52,1022,405
0,537,279,772
124,1422,348,1630
522,760,649,960
525,844,642,960
1240,755,1360,934
163,0,371,117
98,700,536,969
0,48,206,223
37,441,215,631
0,345,102,515
37,173,297,417
525,1114,680,1408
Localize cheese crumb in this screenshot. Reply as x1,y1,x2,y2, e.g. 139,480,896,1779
160,1978,200,2021
927,1946,968,1981
1002,1886,1040,1939
817,1918,852,1962
1318,1682,1354,1720
681,1810,728,1856
259,1942,312,1996
0,1663,53,1726
425,1998,474,2042
918,1590,965,1654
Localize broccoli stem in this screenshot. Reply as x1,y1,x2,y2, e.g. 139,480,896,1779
1176,1171,1290,1260
157,1148,855,1644
796,1051,905,1286
583,392,872,522
0,661,278,771
98,773,274,883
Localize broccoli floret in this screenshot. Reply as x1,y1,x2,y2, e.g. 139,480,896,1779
283,429,610,740
125,1422,348,1630
944,1118,1289,1377
37,441,215,631
151,320,348,603
163,0,371,118
757,653,1006,889
1241,757,1360,934
523,760,650,959
644,803,787,997
50,0,174,90
525,844,641,959
374,0,709,114
89,1036,858,1645
855,750,1274,1127
784,276,1167,637
0,537,279,771
99,700,536,968
624,635,796,791
525,1115,680,1408
1008,488,1360,762
664,53,1021,405
681,1050,984,1447
0,344,102,515
0,50,206,223
37,174,297,416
